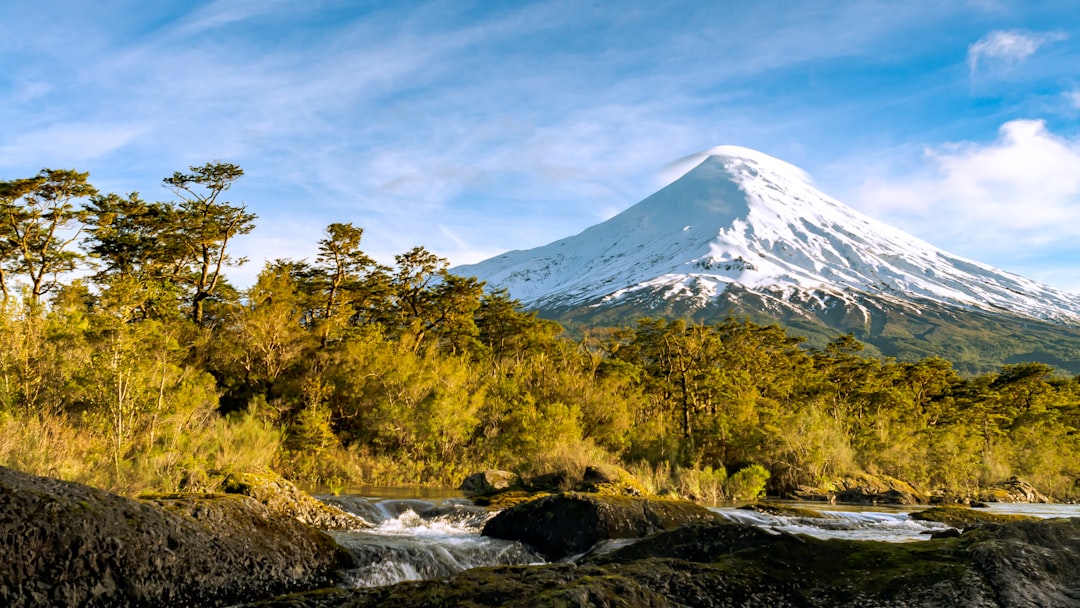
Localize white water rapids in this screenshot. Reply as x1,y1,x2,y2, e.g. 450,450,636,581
318,493,1080,589
321,496,542,588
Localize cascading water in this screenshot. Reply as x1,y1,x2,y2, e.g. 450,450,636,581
710,507,953,542
320,496,542,588
317,494,1080,590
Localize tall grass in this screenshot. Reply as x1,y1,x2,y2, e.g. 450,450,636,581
0,410,282,496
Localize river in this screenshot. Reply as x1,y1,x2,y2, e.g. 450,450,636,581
316,490,1080,589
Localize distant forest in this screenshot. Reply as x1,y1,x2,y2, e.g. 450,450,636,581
0,163,1077,500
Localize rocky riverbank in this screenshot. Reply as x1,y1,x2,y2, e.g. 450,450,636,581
242,515,1080,607
0,466,358,607
4,462,1076,607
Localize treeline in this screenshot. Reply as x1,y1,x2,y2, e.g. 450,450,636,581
0,163,1078,500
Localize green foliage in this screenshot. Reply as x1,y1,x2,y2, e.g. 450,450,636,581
0,161,1077,503
0,169,97,302
723,464,770,501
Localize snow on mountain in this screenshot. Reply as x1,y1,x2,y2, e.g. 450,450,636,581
454,146,1080,325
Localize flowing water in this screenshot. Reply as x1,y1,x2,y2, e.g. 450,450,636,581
318,492,1080,589
320,495,542,588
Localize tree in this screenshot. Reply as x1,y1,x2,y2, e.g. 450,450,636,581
218,262,314,401
315,223,372,320
162,162,256,325
83,192,171,281
0,169,97,304
386,247,485,351
311,222,382,343
83,192,185,321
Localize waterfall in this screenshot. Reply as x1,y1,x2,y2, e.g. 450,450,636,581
323,497,542,588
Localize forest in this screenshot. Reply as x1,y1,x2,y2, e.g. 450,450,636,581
0,163,1078,501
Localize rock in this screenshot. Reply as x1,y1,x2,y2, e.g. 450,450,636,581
459,470,518,496
481,492,717,561
911,505,1039,529
576,464,646,496
586,519,794,564
788,485,838,503
834,474,928,505
470,489,551,509
982,476,1050,503
221,471,369,530
0,465,354,607
523,470,572,492
738,501,835,519
929,491,987,507
788,474,928,505
242,519,1080,607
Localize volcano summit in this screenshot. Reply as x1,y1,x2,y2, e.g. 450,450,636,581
455,147,1080,373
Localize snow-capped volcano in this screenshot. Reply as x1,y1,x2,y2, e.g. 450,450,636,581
455,146,1080,327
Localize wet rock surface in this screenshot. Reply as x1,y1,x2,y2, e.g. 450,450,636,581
0,466,354,607
480,491,718,561
221,471,368,530
911,505,1038,529
244,517,1080,608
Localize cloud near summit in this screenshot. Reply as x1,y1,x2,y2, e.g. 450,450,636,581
853,119,1080,291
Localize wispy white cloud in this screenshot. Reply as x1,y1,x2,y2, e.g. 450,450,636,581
852,119,1080,290
171,0,294,37
3,0,1080,291
0,123,146,167
967,29,1067,76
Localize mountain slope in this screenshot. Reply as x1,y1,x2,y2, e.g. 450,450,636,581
454,147,1080,373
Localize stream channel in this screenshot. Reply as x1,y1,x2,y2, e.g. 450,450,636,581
315,488,1080,589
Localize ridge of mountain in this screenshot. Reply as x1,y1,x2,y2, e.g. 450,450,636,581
454,146,1080,373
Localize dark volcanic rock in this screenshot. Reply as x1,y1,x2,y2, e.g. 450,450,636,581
575,464,647,496
833,474,928,505
460,470,518,496
0,466,354,607
791,474,928,505
246,518,1080,608
911,505,1038,529
481,492,717,560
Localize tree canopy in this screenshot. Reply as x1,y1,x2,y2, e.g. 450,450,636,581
0,162,1076,503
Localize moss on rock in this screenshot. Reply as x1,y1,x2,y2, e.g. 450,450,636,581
910,505,1038,528
738,501,835,519
243,519,1080,607
481,492,717,561
219,471,367,530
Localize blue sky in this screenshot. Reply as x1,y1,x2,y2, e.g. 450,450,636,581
3,1,1080,292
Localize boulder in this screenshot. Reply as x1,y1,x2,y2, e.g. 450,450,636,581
220,471,368,530
459,470,518,496
982,476,1050,503
788,474,928,505
576,464,646,496
0,465,354,607
833,474,928,505
481,492,717,561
